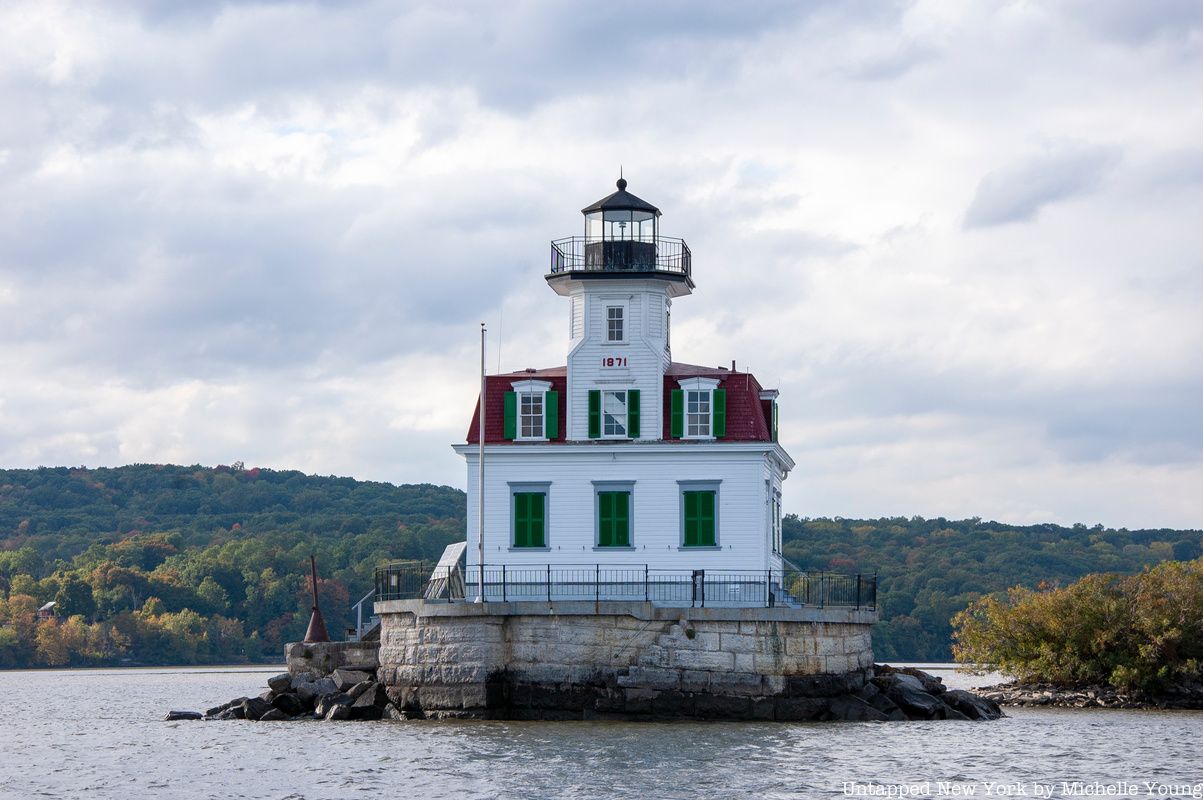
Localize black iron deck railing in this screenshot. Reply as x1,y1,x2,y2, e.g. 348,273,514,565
549,236,691,277
375,562,876,610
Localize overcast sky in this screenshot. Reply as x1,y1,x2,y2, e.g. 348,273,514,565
2,1,1201,529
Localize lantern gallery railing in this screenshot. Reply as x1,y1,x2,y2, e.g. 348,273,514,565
375,562,876,610
549,236,691,277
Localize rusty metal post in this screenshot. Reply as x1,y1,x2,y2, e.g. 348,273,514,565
303,554,330,643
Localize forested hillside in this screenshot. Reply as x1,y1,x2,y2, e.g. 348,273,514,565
2,464,1200,667
782,515,1203,660
0,465,463,667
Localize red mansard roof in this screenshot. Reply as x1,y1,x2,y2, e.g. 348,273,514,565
465,363,774,444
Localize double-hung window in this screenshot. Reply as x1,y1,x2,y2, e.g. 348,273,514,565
671,377,724,440
519,392,543,439
606,306,624,342
588,388,640,439
686,390,710,437
506,379,556,441
602,390,627,438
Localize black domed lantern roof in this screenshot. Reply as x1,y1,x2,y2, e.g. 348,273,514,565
581,177,661,217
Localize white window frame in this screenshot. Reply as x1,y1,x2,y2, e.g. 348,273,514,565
606,305,625,343
677,377,719,441
601,389,628,439
510,379,552,442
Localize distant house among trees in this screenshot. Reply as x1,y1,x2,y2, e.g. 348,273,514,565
36,602,56,620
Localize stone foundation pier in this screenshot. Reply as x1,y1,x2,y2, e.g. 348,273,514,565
374,599,877,720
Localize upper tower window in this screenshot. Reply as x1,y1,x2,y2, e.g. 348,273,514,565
607,306,624,342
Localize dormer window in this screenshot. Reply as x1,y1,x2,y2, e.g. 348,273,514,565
503,379,558,441
670,377,726,440
686,390,711,437
520,392,544,439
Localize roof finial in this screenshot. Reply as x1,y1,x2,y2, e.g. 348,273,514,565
616,165,626,191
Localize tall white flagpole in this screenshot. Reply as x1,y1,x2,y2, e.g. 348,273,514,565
476,322,486,603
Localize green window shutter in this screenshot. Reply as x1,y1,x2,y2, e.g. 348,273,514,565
530,493,545,547
699,490,716,546
670,390,684,438
513,492,528,547
627,389,640,438
513,492,546,547
712,389,727,438
502,392,517,440
588,390,601,439
683,490,698,546
544,391,559,439
614,492,630,546
771,401,778,442
598,492,612,547
597,491,630,547
683,490,716,547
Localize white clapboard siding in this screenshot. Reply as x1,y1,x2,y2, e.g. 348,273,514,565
564,281,671,441
457,443,789,572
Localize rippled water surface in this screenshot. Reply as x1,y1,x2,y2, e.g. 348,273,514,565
1,664,1201,800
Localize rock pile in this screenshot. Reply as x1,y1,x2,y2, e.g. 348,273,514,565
851,665,1003,721
166,663,1003,722
977,680,1203,710
164,668,408,723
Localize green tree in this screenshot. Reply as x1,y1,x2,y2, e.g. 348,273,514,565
53,576,96,621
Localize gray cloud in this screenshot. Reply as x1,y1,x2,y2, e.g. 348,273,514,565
2,0,1202,528
963,145,1121,228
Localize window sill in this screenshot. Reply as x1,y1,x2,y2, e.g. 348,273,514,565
593,546,636,551
515,437,549,443
678,545,722,551
508,546,551,552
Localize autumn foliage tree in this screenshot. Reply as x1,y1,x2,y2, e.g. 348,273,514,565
952,558,1203,692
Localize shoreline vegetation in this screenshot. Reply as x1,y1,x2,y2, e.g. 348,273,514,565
955,559,1203,709
2,463,1202,668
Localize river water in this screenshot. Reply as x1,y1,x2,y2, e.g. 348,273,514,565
1,664,1200,800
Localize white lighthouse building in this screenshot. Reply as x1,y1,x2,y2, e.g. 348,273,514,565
367,182,876,720
451,178,795,600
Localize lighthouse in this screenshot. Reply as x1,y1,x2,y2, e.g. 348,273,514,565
453,177,795,591
371,179,877,721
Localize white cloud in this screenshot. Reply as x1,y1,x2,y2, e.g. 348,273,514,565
0,0,1201,529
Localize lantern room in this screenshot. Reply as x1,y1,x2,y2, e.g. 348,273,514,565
548,176,693,289
582,177,659,270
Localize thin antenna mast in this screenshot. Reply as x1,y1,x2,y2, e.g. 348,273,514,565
496,305,503,374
